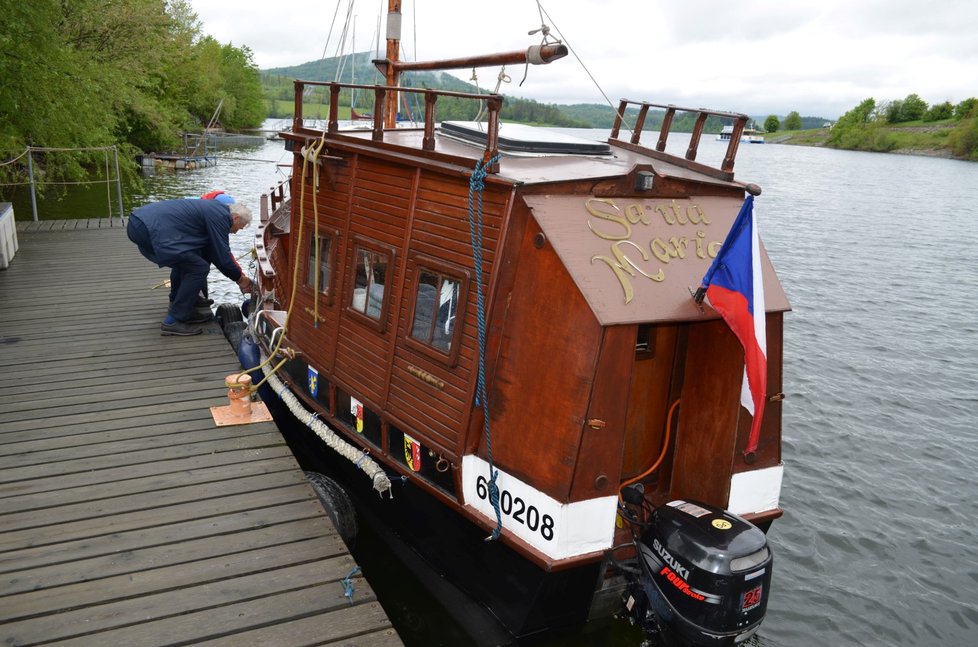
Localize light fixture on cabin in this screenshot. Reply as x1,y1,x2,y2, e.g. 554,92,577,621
635,170,655,192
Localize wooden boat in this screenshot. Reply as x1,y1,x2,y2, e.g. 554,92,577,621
235,7,790,645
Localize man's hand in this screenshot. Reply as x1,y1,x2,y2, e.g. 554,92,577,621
238,275,253,293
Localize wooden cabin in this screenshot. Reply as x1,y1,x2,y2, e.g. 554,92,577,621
251,82,789,637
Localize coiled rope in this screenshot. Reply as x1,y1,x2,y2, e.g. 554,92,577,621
467,154,503,541
259,353,392,496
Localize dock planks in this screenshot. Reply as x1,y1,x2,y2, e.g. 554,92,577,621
0,222,401,646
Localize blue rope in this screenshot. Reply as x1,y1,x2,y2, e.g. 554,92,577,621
341,565,361,604
467,154,503,541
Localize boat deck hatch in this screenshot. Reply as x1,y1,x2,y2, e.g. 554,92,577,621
440,121,612,156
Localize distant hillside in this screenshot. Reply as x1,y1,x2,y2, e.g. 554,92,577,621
261,52,587,127
261,52,812,133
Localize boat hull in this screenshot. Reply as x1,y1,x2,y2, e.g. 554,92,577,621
255,363,611,643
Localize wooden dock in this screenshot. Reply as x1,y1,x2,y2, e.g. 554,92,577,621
0,221,401,646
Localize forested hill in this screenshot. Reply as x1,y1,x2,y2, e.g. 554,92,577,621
262,52,588,127
262,52,731,132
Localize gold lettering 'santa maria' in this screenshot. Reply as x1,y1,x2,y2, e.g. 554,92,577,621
585,198,722,304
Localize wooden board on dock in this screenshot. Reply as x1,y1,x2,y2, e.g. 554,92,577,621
0,222,402,646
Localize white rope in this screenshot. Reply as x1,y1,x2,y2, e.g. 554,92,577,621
259,353,393,497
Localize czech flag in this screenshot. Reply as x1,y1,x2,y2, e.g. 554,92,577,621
696,195,767,457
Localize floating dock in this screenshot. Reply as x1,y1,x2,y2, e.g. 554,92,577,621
0,220,401,646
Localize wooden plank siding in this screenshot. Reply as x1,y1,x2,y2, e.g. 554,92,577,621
0,225,401,646
280,148,513,464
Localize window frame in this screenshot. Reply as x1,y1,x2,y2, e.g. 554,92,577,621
346,235,396,333
404,254,470,367
304,228,340,305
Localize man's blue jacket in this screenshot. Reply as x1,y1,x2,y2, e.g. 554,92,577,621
130,199,242,281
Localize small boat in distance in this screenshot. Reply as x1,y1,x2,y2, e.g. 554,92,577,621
717,123,765,143
233,4,790,646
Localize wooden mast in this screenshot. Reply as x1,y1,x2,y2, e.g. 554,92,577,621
383,0,401,128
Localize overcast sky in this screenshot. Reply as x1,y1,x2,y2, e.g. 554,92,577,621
188,0,977,119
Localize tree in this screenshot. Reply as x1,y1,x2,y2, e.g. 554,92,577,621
763,115,780,133
783,111,803,131
948,116,978,159
828,98,896,151
884,100,904,124
899,93,928,122
954,98,977,120
923,101,954,122
0,0,268,192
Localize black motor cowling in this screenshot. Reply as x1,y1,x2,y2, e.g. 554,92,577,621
636,500,772,646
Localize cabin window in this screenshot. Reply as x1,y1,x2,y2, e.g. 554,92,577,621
348,240,393,331
412,271,460,351
306,234,335,297
406,256,469,366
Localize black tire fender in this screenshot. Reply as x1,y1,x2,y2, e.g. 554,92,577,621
223,321,248,353
304,471,358,546
216,302,244,329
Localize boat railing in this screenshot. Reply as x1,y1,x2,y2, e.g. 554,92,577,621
292,81,504,173
610,100,749,179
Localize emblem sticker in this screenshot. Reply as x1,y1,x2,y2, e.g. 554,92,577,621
741,584,763,612
350,397,364,433
404,434,422,472
712,518,732,530
307,367,319,398
668,500,712,518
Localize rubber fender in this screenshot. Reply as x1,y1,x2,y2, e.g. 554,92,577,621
224,321,248,353
216,302,244,328
305,471,358,546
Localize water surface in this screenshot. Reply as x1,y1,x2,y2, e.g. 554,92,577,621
122,127,978,646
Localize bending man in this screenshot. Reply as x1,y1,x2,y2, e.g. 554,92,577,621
127,198,253,336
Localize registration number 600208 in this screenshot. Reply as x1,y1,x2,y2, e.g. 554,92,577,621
475,474,555,541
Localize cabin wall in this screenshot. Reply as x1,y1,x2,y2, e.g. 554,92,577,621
621,324,682,483
486,214,604,502
282,146,512,466
668,313,784,509
386,172,510,453
668,319,742,506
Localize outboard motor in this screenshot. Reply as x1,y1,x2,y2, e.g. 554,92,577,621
634,500,772,646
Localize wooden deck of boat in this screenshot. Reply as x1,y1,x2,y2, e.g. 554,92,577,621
0,220,401,646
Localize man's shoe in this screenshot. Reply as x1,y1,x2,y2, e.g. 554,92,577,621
195,296,214,307
184,308,213,324
161,321,203,336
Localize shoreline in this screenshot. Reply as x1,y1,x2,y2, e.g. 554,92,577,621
767,130,965,161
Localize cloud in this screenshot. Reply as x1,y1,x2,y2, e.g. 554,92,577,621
188,0,978,119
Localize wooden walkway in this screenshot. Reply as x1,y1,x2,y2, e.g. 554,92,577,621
0,221,401,646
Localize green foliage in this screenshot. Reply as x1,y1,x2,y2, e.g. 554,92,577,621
948,117,978,159
783,111,803,131
886,93,929,123
923,101,954,122
0,0,266,193
764,115,780,133
828,98,898,151
900,94,928,121
955,98,978,120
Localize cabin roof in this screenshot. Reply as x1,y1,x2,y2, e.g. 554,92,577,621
522,194,790,325
329,125,747,189
439,121,613,156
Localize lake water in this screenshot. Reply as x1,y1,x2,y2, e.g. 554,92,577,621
37,125,978,646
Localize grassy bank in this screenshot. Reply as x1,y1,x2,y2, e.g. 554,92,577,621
768,121,969,159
